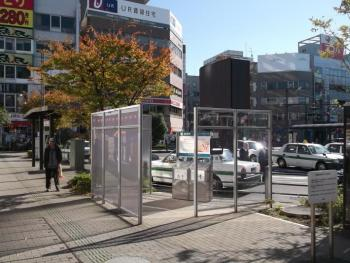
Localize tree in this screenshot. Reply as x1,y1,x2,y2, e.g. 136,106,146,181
151,113,167,146
311,0,350,69
0,107,9,126
31,28,171,127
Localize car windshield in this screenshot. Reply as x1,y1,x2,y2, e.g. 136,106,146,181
308,145,330,154
222,149,233,161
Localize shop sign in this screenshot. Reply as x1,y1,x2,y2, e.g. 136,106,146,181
0,53,32,65
88,0,118,14
0,0,33,28
0,25,32,38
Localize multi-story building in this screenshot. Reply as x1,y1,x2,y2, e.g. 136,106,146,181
183,74,199,130
80,0,184,132
253,34,350,145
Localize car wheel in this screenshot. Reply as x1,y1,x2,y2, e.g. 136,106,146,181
316,162,327,170
277,158,287,168
212,175,223,191
250,155,257,162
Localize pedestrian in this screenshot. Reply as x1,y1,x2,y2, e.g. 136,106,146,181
44,138,62,192
239,143,249,161
258,147,268,182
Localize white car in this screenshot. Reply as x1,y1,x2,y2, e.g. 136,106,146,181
325,143,344,155
151,149,261,190
237,140,265,162
272,143,343,170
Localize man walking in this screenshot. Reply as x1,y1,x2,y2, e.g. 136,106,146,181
44,138,62,192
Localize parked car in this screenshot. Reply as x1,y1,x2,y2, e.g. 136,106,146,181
151,148,261,190
325,142,344,155
272,143,343,170
237,140,265,162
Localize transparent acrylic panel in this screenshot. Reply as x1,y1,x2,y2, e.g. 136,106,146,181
104,127,119,206
236,114,269,208
196,128,235,213
237,111,269,128
198,109,234,128
91,128,103,198
120,127,140,217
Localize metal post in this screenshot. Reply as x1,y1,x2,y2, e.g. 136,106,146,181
233,110,238,213
311,204,316,263
117,110,122,208
268,112,273,208
39,116,44,170
31,119,35,167
329,202,334,260
49,114,54,138
90,114,94,198
138,105,143,225
194,107,198,217
102,112,105,204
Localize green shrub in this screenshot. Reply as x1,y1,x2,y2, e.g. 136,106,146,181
319,186,344,226
27,150,32,158
68,173,91,194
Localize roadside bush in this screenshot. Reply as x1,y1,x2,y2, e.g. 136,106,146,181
68,173,91,194
319,186,344,225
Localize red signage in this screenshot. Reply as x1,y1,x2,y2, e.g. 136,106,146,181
0,0,33,10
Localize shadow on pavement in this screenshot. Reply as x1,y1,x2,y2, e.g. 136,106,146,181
44,212,251,257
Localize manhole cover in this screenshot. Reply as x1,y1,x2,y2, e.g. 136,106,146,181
106,257,150,263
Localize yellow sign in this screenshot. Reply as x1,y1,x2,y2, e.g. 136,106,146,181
0,7,33,28
0,53,32,65
0,25,32,38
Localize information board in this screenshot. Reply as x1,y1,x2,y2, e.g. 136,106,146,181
308,170,337,204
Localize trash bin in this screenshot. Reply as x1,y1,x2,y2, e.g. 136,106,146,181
70,139,84,171
172,162,191,200
189,160,213,202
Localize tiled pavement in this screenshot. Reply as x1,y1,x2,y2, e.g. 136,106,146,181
0,152,349,263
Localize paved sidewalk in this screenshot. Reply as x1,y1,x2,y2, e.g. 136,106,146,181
0,152,349,263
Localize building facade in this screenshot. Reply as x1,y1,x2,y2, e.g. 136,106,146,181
81,0,184,132
253,35,350,145
183,74,199,131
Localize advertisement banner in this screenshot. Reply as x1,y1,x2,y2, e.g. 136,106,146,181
0,53,32,65
179,135,211,157
320,34,344,60
88,0,118,14
0,0,33,10
0,25,32,38
0,7,33,28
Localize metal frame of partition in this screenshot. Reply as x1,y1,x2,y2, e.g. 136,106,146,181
193,107,272,216
91,105,143,225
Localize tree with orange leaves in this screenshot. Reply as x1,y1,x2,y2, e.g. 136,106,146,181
31,28,171,127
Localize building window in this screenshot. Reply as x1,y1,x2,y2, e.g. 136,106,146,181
172,64,182,78
5,65,15,78
16,66,30,79
5,38,15,51
51,16,61,31
61,17,75,33
0,94,3,107
0,65,3,78
5,94,15,108
0,37,4,50
35,13,50,31
16,39,31,52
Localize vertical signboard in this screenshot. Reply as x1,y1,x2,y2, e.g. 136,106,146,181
320,34,344,60
344,106,350,226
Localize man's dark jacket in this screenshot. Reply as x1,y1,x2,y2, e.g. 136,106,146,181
44,146,62,169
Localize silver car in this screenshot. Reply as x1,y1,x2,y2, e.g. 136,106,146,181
273,143,343,170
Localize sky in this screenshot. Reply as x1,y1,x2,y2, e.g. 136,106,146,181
148,0,347,75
